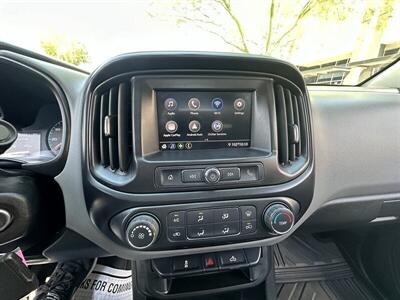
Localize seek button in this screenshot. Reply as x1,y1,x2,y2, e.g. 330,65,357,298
220,168,240,181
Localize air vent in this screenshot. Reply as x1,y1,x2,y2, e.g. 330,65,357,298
274,83,308,168
91,81,132,174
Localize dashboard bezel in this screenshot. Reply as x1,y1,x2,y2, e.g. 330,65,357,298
88,72,311,192
77,53,315,259
0,55,70,176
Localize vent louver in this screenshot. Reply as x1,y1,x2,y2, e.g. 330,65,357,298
274,83,307,167
91,81,132,174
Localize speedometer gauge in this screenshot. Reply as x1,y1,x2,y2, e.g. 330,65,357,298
47,121,63,155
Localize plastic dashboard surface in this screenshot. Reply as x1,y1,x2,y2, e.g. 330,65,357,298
1,50,399,262
81,53,314,259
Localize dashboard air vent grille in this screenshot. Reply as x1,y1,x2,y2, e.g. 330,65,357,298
92,81,132,173
274,83,307,167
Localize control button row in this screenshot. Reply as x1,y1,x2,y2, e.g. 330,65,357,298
159,164,261,187
152,248,261,277
188,208,239,224
168,220,256,241
187,222,239,238
181,167,240,183
164,97,245,112
168,206,256,226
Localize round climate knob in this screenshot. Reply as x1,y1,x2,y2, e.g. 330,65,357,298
263,204,294,235
204,168,221,184
125,214,160,249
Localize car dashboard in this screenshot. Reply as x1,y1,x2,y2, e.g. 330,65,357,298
0,48,399,298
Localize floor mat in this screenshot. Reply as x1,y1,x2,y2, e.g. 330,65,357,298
274,233,378,300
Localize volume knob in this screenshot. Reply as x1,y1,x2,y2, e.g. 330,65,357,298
204,168,221,184
125,214,160,249
263,204,294,235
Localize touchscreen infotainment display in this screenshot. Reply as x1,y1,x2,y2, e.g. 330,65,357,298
157,90,252,151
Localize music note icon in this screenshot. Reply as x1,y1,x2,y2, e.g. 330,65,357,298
164,98,177,111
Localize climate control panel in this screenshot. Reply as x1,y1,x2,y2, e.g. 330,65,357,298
167,206,257,242
110,197,299,251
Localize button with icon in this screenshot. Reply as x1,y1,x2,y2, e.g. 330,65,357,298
218,250,246,266
168,227,186,241
240,206,256,220
173,256,201,271
234,98,246,111
177,143,185,150
169,143,176,150
242,220,256,234
188,120,201,133
211,120,223,133
214,222,239,236
160,170,182,186
161,144,167,150
188,97,201,111
185,142,193,150
165,120,178,133
164,98,177,111
212,98,223,110
203,254,218,270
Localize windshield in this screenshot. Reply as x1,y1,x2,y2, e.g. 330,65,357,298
1,0,399,85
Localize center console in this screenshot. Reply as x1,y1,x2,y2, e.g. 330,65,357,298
81,53,314,298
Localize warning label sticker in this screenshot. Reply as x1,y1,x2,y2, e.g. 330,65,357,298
73,264,132,300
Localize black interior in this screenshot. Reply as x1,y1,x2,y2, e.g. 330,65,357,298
0,45,399,300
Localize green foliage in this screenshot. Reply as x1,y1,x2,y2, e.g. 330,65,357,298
362,0,395,31
40,37,89,66
149,0,396,59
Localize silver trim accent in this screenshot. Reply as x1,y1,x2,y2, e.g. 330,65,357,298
0,209,12,232
26,257,53,265
370,216,398,223
104,115,111,137
292,124,300,143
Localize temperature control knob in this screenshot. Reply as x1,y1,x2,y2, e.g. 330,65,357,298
263,204,294,235
125,214,160,249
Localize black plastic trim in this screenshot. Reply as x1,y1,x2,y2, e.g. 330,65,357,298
0,55,71,176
